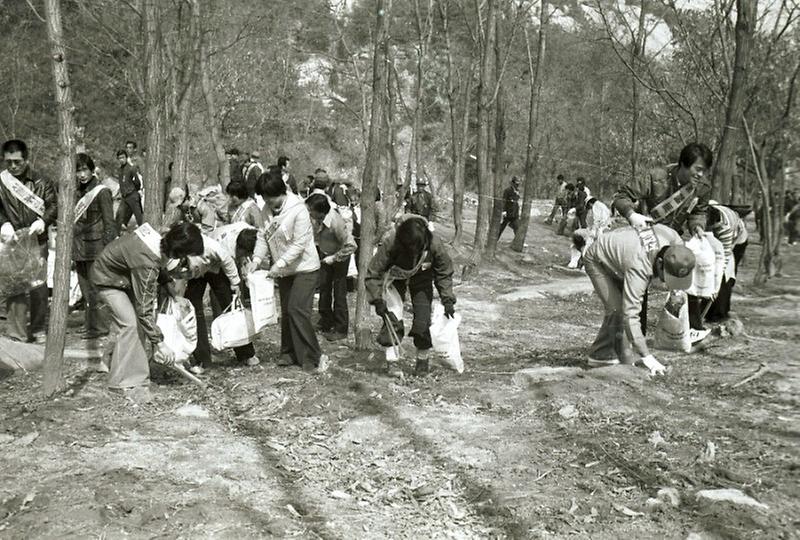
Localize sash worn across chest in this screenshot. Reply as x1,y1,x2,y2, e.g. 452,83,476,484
74,184,109,223
650,182,697,224
134,223,162,257
0,170,45,217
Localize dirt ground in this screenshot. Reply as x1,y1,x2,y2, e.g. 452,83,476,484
1,203,798,539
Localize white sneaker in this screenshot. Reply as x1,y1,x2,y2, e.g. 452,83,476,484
245,356,261,367
689,329,711,343
587,357,620,367
189,365,206,375
315,354,329,374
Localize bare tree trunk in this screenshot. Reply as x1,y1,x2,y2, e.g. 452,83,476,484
354,0,391,350
713,0,757,203
630,0,647,182
512,3,548,252
471,0,496,263
197,0,228,190
42,0,77,396
142,0,165,226
485,10,506,259
174,82,194,191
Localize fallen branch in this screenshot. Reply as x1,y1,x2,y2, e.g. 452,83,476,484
730,363,770,388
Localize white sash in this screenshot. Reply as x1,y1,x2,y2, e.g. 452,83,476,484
231,199,255,223
74,184,109,223
133,223,162,257
0,170,45,217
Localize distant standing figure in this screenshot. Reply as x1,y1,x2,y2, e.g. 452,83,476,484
115,149,144,229
498,176,521,239
405,178,435,221
545,174,566,224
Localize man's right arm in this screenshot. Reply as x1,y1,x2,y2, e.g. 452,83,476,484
613,173,652,219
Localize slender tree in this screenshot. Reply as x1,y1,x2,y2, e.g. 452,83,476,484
142,0,166,225
42,0,77,396
512,1,548,252
354,0,392,349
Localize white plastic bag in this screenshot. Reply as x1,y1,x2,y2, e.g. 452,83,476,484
685,236,717,297
156,297,198,363
248,270,277,331
384,283,404,319
0,228,46,299
69,271,82,308
429,302,464,373
705,233,725,292
347,255,358,278
654,302,691,353
210,298,257,350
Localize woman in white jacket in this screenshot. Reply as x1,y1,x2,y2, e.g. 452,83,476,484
250,170,328,373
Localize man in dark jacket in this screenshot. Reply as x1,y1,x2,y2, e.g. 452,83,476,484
74,153,117,339
227,148,245,186
115,149,144,230
575,178,589,228
498,176,521,239
0,139,57,343
405,178,435,221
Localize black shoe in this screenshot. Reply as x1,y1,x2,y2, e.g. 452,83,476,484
324,331,348,342
414,357,429,377
276,354,295,367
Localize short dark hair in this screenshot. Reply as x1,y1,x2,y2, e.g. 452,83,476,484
305,193,331,215
226,180,249,199
679,142,713,169
256,169,286,198
390,217,432,268
277,156,289,168
315,168,327,174
557,174,564,181
235,228,257,255
76,153,95,171
125,140,137,149
116,149,128,158
576,177,585,186
161,222,204,258
2,139,28,159
565,183,575,191
229,148,240,157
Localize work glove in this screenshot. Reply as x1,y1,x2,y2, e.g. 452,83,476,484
640,354,666,376
443,303,456,319
374,299,388,317
28,218,46,236
0,222,16,243
628,212,653,230
154,342,176,366
322,255,336,265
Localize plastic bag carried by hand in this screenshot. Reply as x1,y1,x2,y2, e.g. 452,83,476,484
247,270,277,331
430,302,464,373
156,297,198,363
210,298,257,350
0,228,46,299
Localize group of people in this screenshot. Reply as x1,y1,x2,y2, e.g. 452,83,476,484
0,138,457,402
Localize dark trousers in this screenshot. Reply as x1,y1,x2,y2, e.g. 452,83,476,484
5,243,48,341
187,270,254,368
115,192,144,230
498,216,519,239
577,211,588,229
707,241,748,321
75,260,108,335
318,259,349,334
556,205,572,235
393,278,434,350
277,271,322,368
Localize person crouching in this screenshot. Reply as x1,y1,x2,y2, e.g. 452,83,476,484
582,224,695,375
365,215,456,377
90,222,204,403
306,193,356,342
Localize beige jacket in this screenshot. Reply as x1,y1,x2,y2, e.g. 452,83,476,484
254,192,320,276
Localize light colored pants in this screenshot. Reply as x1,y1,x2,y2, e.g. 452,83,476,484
98,287,150,389
583,257,636,364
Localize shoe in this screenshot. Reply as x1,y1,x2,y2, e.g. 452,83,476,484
245,356,261,367
304,354,329,374
276,354,295,367
110,386,152,404
80,330,109,340
414,356,430,377
587,357,620,367
386,361,404,379
316,323,333,333
324,331,347,342
189,365,206,375
689,328,711,343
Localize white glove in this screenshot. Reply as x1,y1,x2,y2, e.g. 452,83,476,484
628,212,653,230
154,342,176,366
0,222,16,243
640,354,666,376
28,218,46,236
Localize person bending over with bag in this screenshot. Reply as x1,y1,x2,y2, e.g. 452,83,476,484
73,152,117,340
365,215,456,378
169,222,260,374
90,222,203,403
306,193,356,342
582,224,695,375
249,169,328,373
